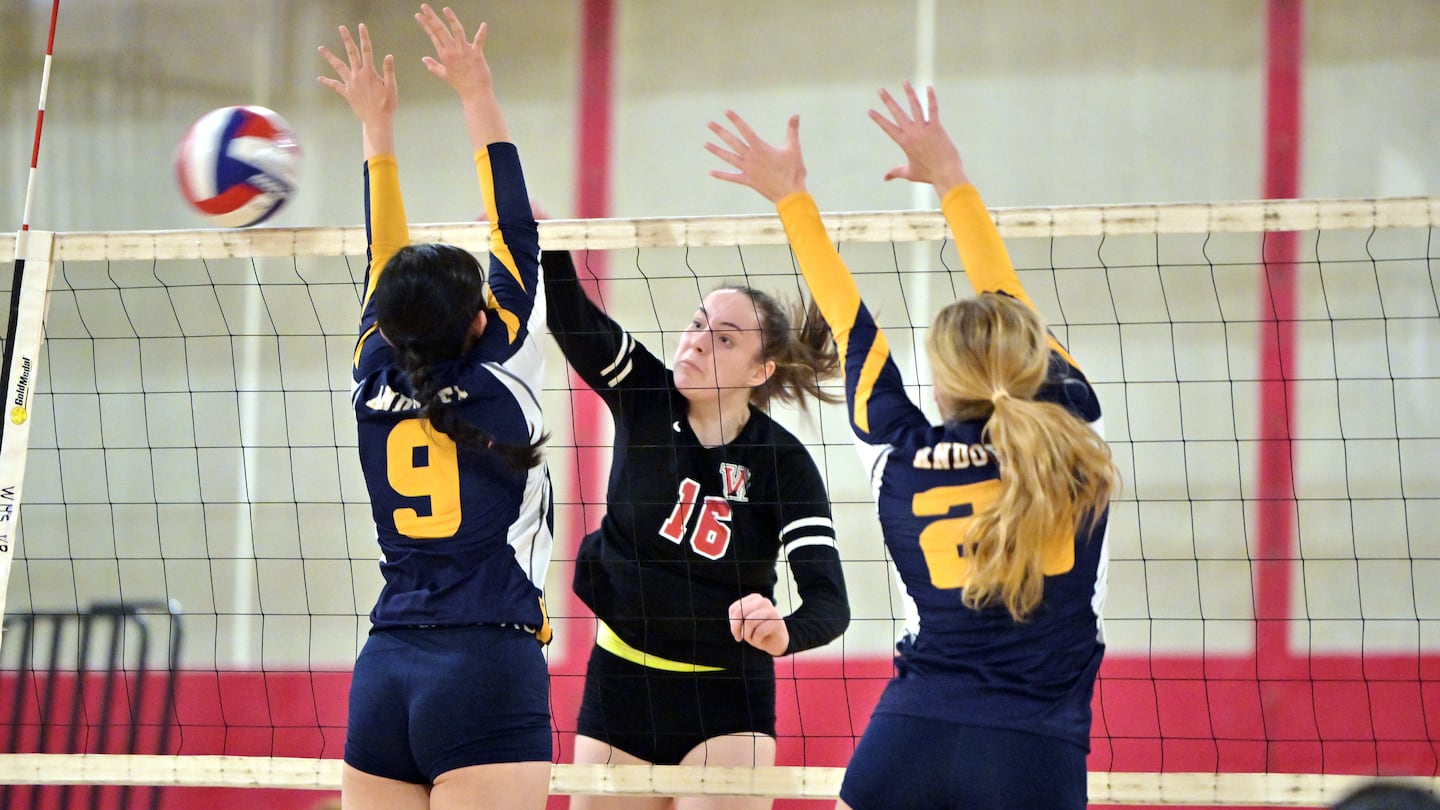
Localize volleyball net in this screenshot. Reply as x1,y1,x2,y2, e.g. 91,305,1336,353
0,197,1437,808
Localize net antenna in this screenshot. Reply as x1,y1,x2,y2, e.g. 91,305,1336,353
0,0,60,638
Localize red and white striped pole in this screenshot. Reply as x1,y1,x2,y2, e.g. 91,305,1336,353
18,0,61,238
0,0,62,634
2,0,60,398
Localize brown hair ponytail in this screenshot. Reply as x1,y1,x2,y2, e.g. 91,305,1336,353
723,286,841,410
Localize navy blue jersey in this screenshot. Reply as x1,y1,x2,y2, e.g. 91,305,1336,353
777,185,1109,751
352,145,553,635
543,250,849,673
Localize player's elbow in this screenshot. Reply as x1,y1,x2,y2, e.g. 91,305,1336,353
816,594,852,646
832,600,852,640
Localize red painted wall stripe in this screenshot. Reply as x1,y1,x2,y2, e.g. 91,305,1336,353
558,0,616,668
576,1,615,223
1254,0,1303,670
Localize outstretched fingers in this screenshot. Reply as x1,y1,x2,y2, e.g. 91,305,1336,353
704,119,741,154
921,83,940,122
721,109,767,148
867,107,899,142
415,4,492,96
316,47,347,94
905,80,927,121
316,25,357,92
356,22,375,70
704,118,747,165
379,53,396,90
442,4,467,40
870,81,928,136
709,114,750,150
317,22,398,126
878,85,910,125
782,113,801,152
704,112,806,202
703,114,753,181
415,4,480,55
871,82,968,191
415,4,452,48
445,4,484,49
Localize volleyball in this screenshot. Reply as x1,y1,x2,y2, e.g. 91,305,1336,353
174,105,301,227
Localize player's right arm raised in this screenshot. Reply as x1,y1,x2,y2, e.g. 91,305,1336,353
869,82,1033,310
706,111,926,445
317,22,404,330
415,3,537,359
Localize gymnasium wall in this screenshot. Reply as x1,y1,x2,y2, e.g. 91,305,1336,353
2,1,1436,232
0,0,1437,663
1,5,1438,805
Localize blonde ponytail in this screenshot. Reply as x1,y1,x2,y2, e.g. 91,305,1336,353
928,293,1120,621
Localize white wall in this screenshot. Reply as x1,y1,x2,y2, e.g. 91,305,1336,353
2,1,1436,231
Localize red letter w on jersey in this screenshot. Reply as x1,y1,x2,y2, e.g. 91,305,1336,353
720,462,751,502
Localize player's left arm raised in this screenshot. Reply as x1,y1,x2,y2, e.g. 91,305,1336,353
706,110,863,336
871,82,1033,309
318,22,397,161
416,4,538,352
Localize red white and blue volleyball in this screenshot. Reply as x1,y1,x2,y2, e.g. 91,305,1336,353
174,105,301,228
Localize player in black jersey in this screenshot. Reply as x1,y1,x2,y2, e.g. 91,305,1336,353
319,7,552,809
542,243,850,807
708,83,1121,810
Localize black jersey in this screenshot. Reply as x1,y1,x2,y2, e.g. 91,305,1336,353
777,185,1110,752
352,145,552,635
543,250,849,672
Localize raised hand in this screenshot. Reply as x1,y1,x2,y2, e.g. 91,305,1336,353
317,23,398,156
705,111,807,204
868,81,969,196
729,593,789,656
415,4,492,98
414,4,508,149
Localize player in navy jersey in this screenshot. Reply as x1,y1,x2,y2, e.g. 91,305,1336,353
707,82,1121,810
542,243,850,807
319,6,552,809
1332,782,1440,810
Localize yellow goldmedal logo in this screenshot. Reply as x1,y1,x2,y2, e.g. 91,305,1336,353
12,357,34,425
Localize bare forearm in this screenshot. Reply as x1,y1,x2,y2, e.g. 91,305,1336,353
461,90,508,151
362,120,395,160
929,165,971,201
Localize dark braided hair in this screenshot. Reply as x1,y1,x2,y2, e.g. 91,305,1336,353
719,285,842,410
373,243,544,471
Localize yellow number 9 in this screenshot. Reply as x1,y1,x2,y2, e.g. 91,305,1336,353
387,419,461,539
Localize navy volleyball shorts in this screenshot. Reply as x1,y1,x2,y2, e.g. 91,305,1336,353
344,625,552,784
839,713,1088,810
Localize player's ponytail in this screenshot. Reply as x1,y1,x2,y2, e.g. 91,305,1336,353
724,285,841,410
928,293,1119,621
375,244,545,471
